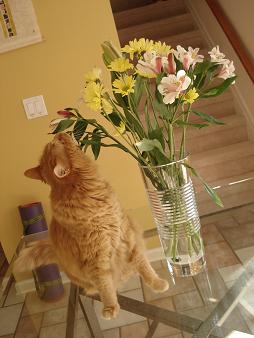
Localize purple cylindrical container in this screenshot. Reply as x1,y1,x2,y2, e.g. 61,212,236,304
18,202,64,302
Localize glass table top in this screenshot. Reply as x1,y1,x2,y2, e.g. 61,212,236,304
1,193,254,337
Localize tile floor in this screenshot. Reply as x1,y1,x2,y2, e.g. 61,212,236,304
1,204,254,337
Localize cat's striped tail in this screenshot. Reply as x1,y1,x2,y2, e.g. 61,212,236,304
13,239,58,272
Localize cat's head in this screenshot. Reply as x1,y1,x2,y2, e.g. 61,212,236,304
25,133,84,186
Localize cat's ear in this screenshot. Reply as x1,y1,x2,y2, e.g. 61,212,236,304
24,166,42,180
53,163,70,179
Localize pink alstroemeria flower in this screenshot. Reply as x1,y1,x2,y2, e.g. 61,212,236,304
165,53,176,74
217,61,235,81
57,110,74,118
208,46,228,64
174,45,204,71
137,51,163,77
158,70,192,104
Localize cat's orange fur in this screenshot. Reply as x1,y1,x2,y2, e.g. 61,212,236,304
15,133,169,319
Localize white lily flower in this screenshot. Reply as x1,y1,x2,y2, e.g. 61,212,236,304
137,51,163,78
158,70,191,104
217,61,236,81
208,46,228,64
174,45,204,70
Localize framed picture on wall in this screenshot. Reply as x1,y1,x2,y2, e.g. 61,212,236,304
0,0,42,54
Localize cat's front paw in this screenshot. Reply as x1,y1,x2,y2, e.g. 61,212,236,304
151,277,169,293
102,303,120,320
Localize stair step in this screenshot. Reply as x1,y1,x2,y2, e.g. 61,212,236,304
197,175,254,216
190,141,254,182
111,0,154,13
114,0,186,29
119,13,195,46
162,29,205,48
190,91,235,120
176,115,247,154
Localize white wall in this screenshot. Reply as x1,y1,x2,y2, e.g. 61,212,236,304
218,0,254,63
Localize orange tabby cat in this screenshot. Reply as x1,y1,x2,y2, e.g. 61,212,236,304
15,133,169,319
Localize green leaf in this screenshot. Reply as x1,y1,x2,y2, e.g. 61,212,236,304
154,100,170,120
175,120,209,129
201,76,236,98
52,119,75,134
107,112,122,127
73,120,88,141
183,163,224,207
148,127,165,150
203,181,224,208
136,138,164,154
91,135,101,160
190,110,225,125
133,75,144,107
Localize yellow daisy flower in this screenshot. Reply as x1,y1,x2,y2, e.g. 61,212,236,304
83,82,112,113
183,88,199,104
108,57,134,72
153,41,172,56
101,98,113,114
138,38,154,53
113,75,136,96
114,122,126,136
84,67,101,82
121,38,154,59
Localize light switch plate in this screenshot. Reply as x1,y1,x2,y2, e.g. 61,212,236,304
22,95,48,119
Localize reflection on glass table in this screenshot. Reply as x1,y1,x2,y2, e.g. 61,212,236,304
2,185,254,337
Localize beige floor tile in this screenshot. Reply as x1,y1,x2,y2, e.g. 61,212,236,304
153,322,180,337
181,305,211,321
103,327,120,338
173,290,203,312
204,241,239,269
0,303,23,336
4,283,25,306
218,264,245,283
222,307,251,333
149,296,175,311
118,275,141,293
15,313,43,338
142,268,196,302
75,318,91,338
42,306,67,327
22,283,70,316
194,268,227,304
159,334,182,338
201,223,224,245
219,223,254,250
120,320,148,338
235,246,254,265
39,322,66,338
122,288,144,302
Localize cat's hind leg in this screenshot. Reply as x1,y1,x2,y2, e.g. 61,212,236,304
131,247,169,292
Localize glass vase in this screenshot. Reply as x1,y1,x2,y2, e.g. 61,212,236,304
140,155,206,277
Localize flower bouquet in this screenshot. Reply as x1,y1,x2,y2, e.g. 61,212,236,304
51,38,236,276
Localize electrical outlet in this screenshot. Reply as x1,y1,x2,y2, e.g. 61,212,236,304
23,95,48,119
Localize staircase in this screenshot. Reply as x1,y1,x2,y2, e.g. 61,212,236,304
110,0,254,215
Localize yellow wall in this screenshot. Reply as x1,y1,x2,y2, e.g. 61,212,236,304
0,0,154,262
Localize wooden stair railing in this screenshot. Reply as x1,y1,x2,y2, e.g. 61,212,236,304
206,0,254,84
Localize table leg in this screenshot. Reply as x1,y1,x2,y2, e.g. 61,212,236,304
65,283,79,338
79,295,104,338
